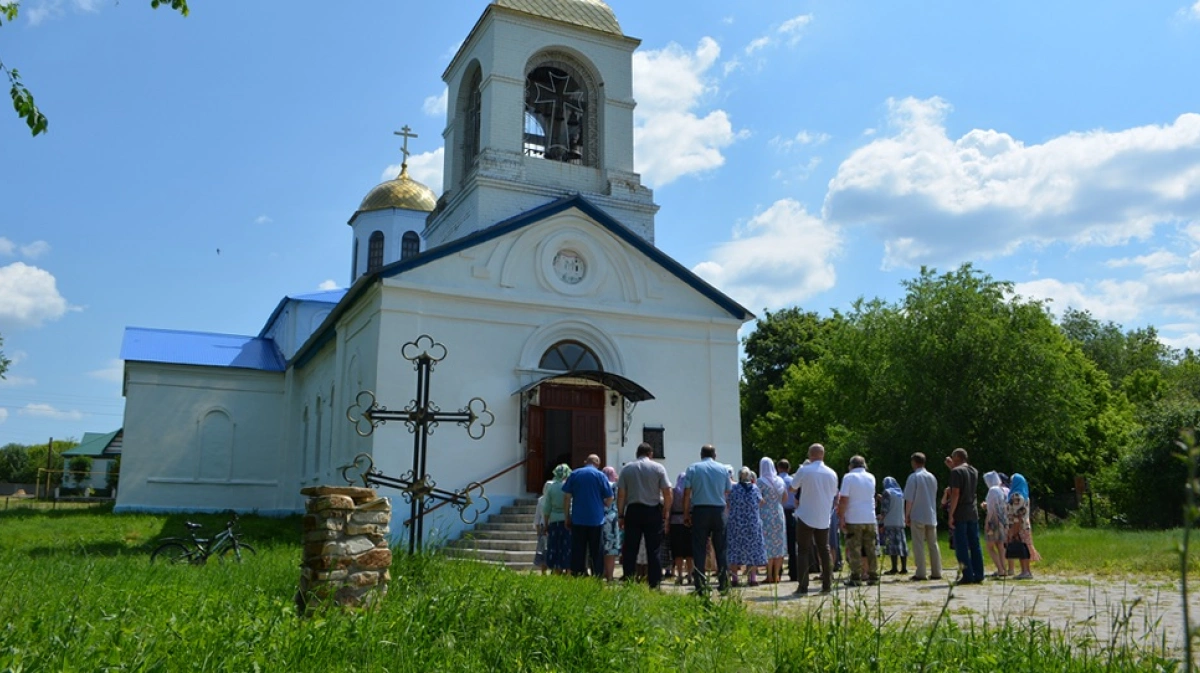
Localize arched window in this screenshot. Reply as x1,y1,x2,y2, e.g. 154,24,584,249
523,53,598,167
539,340,602,372
367,231,385,273
401,231,420,260
463,66,482,168
197,409,234,481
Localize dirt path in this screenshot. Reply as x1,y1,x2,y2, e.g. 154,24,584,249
655,566,1196,656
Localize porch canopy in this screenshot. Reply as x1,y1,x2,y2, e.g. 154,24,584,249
512,370,655,403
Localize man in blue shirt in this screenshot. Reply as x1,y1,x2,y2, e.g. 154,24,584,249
562,454,614,577
682,444,732,595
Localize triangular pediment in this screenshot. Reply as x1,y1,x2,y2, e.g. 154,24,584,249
377,195,752,322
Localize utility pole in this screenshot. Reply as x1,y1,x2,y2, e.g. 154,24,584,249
43,436,52,500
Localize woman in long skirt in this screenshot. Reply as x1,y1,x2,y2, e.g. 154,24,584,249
541,464,572,574
726,467,767,586
757,457,787,584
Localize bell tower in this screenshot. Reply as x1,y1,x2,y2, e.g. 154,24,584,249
425,0,658,248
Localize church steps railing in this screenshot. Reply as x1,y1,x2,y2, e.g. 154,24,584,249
403,457,527,529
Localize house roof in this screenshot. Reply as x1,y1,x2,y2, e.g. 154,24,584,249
121,327,286,372
63,429,122,457
291,194,754,368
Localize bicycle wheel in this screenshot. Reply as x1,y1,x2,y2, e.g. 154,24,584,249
151,542,195,564
219,542,256,563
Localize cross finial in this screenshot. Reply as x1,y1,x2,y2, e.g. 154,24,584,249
394,125,418,166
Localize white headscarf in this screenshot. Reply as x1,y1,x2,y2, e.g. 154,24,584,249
759,456,784,493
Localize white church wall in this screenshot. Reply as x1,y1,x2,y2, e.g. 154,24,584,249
116,363,288,515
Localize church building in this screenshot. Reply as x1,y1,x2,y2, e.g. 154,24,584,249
116,0,752,540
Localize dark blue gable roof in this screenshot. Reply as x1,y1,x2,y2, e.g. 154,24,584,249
292,195,753,368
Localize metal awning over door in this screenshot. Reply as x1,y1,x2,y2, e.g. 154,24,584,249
511,370,655,403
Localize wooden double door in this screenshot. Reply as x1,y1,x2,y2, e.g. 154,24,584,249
526,384,606,493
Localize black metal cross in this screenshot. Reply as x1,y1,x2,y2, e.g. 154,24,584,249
344,335,494,554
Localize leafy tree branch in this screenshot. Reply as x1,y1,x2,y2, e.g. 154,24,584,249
1,0,188,136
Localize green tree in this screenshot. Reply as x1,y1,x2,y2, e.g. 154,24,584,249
67,455,93,488
740,308,838,465
1060,308,1171,394
752,265,1124,497
0,443,30,482
106,455,121,492
2,0,189,136
0,333,10,379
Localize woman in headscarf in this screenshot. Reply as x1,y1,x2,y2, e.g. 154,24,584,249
982,470,1009,577
600,465,622,581
879,476,908,575
669,471,694,585
726,467,767,587
541,464,573,575
1005,473,1041,579
758,457,787,584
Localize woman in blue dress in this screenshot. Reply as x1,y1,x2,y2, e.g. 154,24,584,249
757,457,787,584
601,465,622,581
726,467,767,587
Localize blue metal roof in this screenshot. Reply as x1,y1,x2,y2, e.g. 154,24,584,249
288,289,346,303
258,288,348,338
121,327,286,372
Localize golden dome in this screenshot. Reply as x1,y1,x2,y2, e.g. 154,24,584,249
493,0,621,36
358,165,437,213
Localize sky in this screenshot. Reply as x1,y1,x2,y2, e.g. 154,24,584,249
2,0,1200,447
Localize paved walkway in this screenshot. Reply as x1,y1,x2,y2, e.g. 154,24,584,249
653,566,1197,657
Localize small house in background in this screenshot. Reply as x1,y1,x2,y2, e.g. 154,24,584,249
61,429,122,496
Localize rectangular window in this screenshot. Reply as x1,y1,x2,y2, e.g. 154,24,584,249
643,425,665,459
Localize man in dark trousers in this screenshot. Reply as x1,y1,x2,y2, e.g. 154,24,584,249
777,458,800,582
562,454,613,577
682,444,732,596
947,447,985,585
617,442,673,587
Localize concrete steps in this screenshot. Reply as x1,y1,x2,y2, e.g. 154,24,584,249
445,498,539,571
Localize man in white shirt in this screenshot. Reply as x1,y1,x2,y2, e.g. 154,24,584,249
789,443,839,594
838,455,878,586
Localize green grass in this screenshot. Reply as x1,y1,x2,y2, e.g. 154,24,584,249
1033,526,1200,576
0,507,1186,672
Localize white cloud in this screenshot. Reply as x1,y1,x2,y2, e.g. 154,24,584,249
824,97,1200,269
423,89,448,117
1012,278,1148,323
1105,250,1185,270
1182,1,1200,20
0,374,36,387
254,215,273,225
88,359,124,384
19,241,50,259
19,403,84,421
0,408,6,424
770,130,830,152
745,36,773,55
0,238,14,256
0,262,71,328
317,279,339,291
633,38,743,187
743,13,813,55
772,157,822,184
381,147,445,195
693,199,841,311
778,14,814,45
25,0,100,26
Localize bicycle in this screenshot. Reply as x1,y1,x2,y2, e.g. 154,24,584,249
150,515,256,564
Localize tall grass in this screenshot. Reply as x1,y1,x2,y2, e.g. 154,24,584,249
0,507,1184,672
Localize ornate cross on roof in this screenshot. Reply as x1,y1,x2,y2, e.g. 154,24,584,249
393,125,418,165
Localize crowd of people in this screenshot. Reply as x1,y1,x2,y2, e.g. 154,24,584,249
533,442,1041,596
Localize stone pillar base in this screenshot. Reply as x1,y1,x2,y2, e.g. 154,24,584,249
296,485,392,615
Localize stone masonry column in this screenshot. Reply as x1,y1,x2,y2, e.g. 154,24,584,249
297,486,392,615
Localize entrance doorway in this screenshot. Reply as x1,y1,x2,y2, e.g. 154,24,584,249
525,384,605,492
